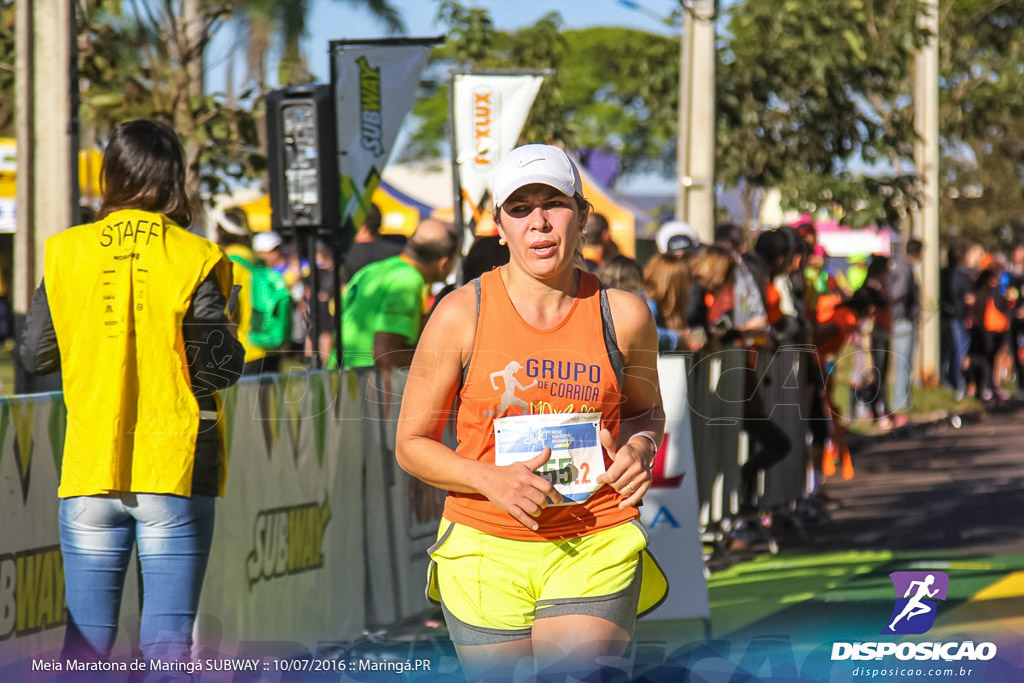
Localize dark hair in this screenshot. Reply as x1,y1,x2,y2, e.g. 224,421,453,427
782,226,808,256
795,221,816,239
843,286,883,315
754,229,793,271
946,241,965,267
599,255,645,296
364,203,382,237
583,212,610,246
866,254,889,279
714,222,746,251
462,235,510,282
907,239,923,257
407,221,459,263
97,120,193,227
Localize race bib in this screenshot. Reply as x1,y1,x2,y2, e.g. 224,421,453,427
493,413,606,504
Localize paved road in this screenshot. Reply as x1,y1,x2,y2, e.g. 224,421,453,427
675,406,1024,651
814,406,1024,556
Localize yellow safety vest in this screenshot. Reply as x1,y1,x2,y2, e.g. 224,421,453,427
223,243,267,364
44,209,234,497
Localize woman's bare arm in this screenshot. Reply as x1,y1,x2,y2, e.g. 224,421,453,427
394,285,561,530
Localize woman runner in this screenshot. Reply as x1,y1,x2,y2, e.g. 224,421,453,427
396,144,668,679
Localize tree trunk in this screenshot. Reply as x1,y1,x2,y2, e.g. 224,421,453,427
177,0,205,225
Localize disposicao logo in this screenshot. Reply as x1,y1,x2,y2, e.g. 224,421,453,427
884,571,948,635
831,570,997,663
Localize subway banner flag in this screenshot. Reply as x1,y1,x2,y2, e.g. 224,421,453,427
452,72,545,223
330,38,438,231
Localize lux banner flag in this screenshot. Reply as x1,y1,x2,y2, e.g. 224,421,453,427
330,38,439,230
452,72,545,223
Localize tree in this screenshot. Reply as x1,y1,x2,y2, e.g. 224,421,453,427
233,0,404,91
0,1,13,136
717,0,929,228
76,0,261,205
404,3,679,179
936,0,1024,246
560,27,679,175
404,3,576,160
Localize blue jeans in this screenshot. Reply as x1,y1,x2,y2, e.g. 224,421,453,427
891,318,917,412
946,319,971,392
59,493,215,662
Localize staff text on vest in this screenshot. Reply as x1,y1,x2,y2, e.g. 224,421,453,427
99,218,161,248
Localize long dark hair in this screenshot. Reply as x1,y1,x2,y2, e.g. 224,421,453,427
97,120,193,227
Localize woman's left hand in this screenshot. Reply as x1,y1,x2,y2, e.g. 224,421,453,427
596,428,655,509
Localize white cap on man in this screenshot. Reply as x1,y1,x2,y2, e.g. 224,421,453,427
252,231,283,253
491,144,583,209
655,220,699,254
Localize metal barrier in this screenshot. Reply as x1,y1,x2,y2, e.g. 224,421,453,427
0,347,819,665
681,342,817,555
756,344,814,510
685,347,746,525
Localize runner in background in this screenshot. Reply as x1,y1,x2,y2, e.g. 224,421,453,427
395,144,666,679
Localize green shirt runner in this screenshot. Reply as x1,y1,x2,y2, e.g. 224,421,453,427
341,255,426,368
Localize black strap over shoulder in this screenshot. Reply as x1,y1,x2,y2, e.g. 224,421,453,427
460,277,483,387
599,282,627,390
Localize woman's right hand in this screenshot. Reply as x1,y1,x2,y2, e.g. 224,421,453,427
479,447,563,531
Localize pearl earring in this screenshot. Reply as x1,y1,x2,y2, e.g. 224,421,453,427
498,237,507,246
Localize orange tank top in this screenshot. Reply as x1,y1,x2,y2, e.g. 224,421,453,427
765,281,783,325
984,297,1008,332
445,269,637,540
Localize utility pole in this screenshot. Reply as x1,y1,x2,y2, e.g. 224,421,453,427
15,0,78,393
676,0,716,244
912,0,940,384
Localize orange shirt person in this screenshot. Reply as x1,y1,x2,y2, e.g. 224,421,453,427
395,145,666,680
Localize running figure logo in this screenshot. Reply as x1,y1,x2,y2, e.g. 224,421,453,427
883,571,949,635
486,361,536,417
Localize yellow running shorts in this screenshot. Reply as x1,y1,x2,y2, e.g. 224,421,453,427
425,518,669,645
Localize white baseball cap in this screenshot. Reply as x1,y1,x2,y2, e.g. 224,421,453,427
252,231,283,253
655,220,699,254
491,144,583,209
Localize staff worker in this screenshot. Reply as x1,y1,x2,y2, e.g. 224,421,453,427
19,120,244,663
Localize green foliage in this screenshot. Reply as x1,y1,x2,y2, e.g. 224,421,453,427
718,0,929,226
0,1,14,136
510,13,572,146
72,0,403,207
436,0,496,66
237,0,403,88
410,4,576,156
561,27,679,174
406,4,679,176
76,0,263,202
937,0,1024,246
777,172,920,229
